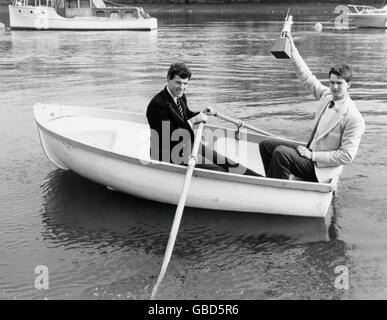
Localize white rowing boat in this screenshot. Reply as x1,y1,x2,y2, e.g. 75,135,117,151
33,103,338,218
9,0,157,31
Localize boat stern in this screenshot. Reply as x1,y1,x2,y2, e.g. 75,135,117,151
147,17,157,30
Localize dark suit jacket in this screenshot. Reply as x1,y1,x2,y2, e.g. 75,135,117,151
146,87,199,163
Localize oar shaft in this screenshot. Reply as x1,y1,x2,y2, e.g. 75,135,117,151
151,122,205,299
213,112,273,137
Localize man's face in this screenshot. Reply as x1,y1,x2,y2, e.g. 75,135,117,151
329,73,351,101
167,75,189,98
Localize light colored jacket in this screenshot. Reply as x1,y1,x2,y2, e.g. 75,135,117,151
291,48,365,183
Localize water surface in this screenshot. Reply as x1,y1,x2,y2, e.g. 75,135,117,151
1,5,387,299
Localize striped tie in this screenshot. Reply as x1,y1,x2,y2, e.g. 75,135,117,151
176,97,184,119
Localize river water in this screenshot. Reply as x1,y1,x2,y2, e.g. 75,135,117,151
1,5,387,300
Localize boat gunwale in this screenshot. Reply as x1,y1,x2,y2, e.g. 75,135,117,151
34,104,335,194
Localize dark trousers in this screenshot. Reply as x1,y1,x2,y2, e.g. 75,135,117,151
196,142,227,172
197,142,261,176
259,139,318,182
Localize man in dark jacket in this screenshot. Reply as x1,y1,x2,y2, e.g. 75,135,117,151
146,62,207,165
146,62,261,175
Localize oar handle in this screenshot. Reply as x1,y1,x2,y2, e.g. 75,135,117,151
211,111,273,137
151,122,205,299
189,122,205,165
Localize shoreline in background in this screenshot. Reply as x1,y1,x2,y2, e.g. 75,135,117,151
0,0,381,4
0,2,345,16
145,3,337,16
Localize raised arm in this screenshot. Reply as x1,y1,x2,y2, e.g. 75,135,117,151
286,33,330,101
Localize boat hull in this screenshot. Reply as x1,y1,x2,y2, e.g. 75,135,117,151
34,103,336,217
9,5,157,31
349,14,387,28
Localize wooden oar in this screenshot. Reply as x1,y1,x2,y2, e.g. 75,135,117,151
151,122,205,299
212,111,273,137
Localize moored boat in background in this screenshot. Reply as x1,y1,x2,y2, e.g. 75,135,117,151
346,4,387,28
8,0,157,31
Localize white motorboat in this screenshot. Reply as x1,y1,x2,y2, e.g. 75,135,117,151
8,0,157,31
346,4,387,28
33,103,338,218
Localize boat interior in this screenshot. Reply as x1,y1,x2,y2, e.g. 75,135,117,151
44,115,268,176
34,103,338,193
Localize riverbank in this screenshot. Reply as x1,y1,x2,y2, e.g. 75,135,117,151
0,1,383,22
0,2,339,17
1,0,381,4
0,2,345,28
0,3,360,17
143,3,335,16
0,0,384,7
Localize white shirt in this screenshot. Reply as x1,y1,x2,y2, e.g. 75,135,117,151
166,86,179,105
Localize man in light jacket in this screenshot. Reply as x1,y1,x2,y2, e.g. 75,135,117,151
259,32,365,183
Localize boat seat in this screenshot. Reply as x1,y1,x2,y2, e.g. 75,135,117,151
51,116,151,161
112,122,150,161
213,137,266,176
64,130,117,150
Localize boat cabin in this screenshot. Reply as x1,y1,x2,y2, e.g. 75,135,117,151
347,4,387,14
12,0,150,19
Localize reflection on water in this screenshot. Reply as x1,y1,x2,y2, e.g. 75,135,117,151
36,170,345,299
41,170,333,250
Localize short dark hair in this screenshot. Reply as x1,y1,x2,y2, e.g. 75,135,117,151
167,62,192,80
329,64,352,83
